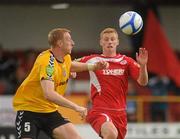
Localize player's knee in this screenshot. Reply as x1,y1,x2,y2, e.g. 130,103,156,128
101,122,118,139
102,130,118,139
66,134,82,139
71,134,83,139
74,135,83,139
103,133,118,139
53,133,82,139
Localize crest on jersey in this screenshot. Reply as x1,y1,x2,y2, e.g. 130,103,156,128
120,60,127,65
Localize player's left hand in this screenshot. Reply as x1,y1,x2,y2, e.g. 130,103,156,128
94,61,109,70
75,106,87,120
136,48,148,66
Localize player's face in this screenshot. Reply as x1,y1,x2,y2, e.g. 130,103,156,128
61,32,75,55
100,32,119,53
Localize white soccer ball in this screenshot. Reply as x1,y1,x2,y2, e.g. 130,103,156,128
119,11,143,35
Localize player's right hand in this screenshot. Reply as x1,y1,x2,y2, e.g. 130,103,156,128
94,61,109,70
75,106,87,120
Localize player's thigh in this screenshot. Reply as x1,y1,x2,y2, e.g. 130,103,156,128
52,122,82,139
101,121,118,138
15,111,40,139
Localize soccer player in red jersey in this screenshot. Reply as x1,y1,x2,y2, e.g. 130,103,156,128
77,28,148,139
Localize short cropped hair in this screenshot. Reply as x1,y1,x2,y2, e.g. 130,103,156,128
100,27,118,39
48,28,71,47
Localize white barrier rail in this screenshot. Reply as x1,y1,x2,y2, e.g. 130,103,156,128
0,96,180,139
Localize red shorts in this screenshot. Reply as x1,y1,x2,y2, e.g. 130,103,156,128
86,108,127,139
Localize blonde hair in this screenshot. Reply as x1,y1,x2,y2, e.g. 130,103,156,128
100,27,119,39
48,28,71,47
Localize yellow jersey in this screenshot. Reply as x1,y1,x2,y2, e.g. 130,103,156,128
13,50,71,113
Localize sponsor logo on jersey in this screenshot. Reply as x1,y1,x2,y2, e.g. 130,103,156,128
103,69,125,75
58,79,69,86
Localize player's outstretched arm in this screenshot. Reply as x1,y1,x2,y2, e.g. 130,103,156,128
136,48,148,86
70,61,109,72
40,79,87,118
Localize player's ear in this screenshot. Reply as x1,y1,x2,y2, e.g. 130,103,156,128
57,40,63,47
117,38,119,46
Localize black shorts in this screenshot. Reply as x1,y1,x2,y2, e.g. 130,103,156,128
15,110,70,139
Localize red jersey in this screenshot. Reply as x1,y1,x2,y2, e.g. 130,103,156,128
79,54,139,111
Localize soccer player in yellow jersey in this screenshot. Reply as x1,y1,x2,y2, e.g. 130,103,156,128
13,28,109,139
